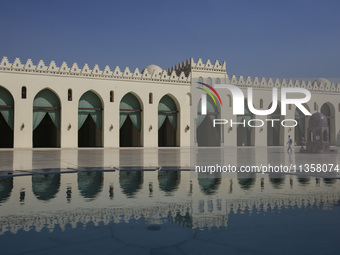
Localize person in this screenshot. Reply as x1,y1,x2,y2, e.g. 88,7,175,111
300,137,306,151
287,135,293,153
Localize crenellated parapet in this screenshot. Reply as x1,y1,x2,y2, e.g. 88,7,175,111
1,56,339,93
228,75,340,93
0,56,190,85
167,57,227,76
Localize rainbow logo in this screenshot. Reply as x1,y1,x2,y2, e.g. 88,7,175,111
196,82,222,106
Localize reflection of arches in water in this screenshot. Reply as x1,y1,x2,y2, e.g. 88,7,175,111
0,177,13,203
32,174,60,201
297,178,310,185
168,211,193,228
78,172,103,200
158,171,181,194
269,175,285,189
238,178,256,190
198,178,221,195
323,178,336,185
237,173,256,190
119,171,143,198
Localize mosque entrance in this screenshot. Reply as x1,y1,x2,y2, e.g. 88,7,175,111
120,93,142,147
78,91,103,147
158,95,178,147
33,89,61,148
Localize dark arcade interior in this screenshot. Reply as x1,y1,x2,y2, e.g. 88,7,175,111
33,113,59,148
0,113,13,148
78,114,101,147
158,117,176,147
120,115,141,147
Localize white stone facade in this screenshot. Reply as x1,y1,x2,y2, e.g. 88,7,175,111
0,56,339,148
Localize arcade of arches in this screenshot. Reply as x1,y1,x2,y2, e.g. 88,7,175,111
0,86,338,148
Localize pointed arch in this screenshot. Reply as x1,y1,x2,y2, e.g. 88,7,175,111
0,86,14,147
158,94,179,147
78,90,103,147
120,92,143,147
33,88,61,147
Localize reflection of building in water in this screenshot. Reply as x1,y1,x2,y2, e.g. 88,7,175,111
158,171,181,195
119,171,143,198
77,172,103,201
32,174,60,201
0,171,340,234
0,177,13,203
1,57,340,148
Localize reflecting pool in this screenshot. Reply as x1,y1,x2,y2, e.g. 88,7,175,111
1,170,340,255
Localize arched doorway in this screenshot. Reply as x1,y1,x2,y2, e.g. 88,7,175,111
295,105,308,146
237,100,254,146
33,89,61,147
0,87,14,148
321,103,335,144
267,103,282,146
158,95,178,147
120,93,142,147
196,96,220,146
78,91,103,147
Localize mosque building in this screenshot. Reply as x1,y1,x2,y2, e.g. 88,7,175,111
0,56,339,148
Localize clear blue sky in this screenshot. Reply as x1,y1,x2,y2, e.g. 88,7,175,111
1,0,339,78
